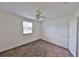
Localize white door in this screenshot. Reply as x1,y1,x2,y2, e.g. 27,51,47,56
68,19,77,57
78,23,79,57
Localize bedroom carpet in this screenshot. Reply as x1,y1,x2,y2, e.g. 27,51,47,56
0,39,73,57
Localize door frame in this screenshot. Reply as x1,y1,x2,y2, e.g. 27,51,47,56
76,18,78,57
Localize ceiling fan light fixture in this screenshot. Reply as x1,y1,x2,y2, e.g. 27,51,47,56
36,14,40,19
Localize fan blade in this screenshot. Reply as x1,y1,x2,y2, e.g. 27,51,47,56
39,16,46,18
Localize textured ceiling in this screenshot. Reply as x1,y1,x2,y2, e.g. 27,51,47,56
0,2,79,20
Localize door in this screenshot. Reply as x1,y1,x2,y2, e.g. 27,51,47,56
68,19,77,57
78,23,79,57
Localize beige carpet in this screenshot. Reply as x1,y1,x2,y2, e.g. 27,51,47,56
0,39,73,57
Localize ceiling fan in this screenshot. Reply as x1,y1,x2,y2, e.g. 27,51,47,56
35,10,46,20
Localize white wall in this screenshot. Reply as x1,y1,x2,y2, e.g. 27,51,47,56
41,16,74,48
0,11,40,52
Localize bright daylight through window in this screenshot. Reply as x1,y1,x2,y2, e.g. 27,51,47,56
23,21,32,34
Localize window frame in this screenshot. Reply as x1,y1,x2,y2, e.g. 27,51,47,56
22,20,33,35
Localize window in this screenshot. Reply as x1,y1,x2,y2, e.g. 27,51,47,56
23,21,33,34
